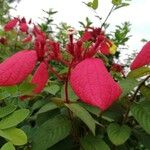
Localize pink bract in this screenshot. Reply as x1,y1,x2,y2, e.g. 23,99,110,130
130,41,150,70
31,62,49,94
70,58,122,111
0,50,37,86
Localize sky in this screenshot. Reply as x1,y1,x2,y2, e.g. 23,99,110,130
10,0,150,63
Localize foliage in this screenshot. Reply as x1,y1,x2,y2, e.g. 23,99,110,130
0,0,150,150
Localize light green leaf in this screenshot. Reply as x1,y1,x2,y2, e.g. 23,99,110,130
32,115,71,150
119,78,138,97
44,84,60,95
0,128,27,146
3,86,18,97
65,103,96,135
81,135,110,150
112,0,122,6
92,0,98,9
131,101,150,134
86,0,99,10
127,67,150,78
114,3,130,10
0,109,29,129
107,123,131,145
0,104,17,118
1,142,15,150
18,81,35,95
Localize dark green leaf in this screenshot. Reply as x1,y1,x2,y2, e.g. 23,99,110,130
119,78,138,97
0,104,17,118
107,123,131,145
65,103,96,135
81,135,110,150
79,102,101,117
131,101,150,134
32,115,71,150
140,85,150,99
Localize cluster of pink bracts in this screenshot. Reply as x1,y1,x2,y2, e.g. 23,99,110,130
0,17,150,111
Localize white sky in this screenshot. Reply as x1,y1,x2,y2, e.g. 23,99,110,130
11,0,150,62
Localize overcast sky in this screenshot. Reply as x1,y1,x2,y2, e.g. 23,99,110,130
11,0,150,62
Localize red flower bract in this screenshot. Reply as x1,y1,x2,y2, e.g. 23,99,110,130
4,18,18,31
31,62,49,94
70,58,122,111
130,41,150,70
0,50,37,86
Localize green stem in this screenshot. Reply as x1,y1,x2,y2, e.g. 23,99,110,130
64,60,73,103
101,5,115,29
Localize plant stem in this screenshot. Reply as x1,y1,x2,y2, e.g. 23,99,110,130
48,64,63,81
101,5,115,29
59,58,69,66
64,60,73,103
122,75,150,123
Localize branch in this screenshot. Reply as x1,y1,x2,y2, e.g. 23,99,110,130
122,75,150,123
101,5,115,29
48,64,63,81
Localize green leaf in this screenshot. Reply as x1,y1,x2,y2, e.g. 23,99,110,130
18,81,35,95
1,142,15,150
0,109,29,129
0,128,27,146
0,104,17,118
140,85,150,99
32,115,71,150
102,103,125,122
79,102,101,117
112,0,122,6
36,102,58,115
84,0,98,10
107,123,131,145
65,103,96,135
119,78,138,97
131,101,150,134
44,84,60,95
81,135,110,150
133,129,150,149
114,3,130,10
92,0,98,9
3,86,18,97
127,67,150,78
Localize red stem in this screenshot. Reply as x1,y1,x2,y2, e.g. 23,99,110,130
48,64,63,81
59,58,70,66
